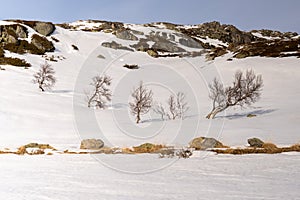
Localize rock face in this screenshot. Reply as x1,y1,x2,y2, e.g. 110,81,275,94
0,24,28,44
189,137,226,150
248,138,264,148
80,139,104,150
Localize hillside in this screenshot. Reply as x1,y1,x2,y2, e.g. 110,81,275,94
0,19,300,199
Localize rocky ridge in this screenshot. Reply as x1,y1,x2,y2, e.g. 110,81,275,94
1,19,299,68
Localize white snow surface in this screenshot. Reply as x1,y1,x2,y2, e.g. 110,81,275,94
0,21,299,199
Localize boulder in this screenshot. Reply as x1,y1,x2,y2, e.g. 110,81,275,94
31,34,55,53
189,137,226,150
80,139,104,150
34,22,55,36
115,30,138,41
248,138,264,148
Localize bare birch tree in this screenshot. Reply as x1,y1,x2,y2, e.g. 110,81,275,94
87,75,112,109
33,62,56,92
129,81,153,123
153,92,189,120
206,69,263,119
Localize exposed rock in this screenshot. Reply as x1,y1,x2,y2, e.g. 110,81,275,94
0,25,27,44
115,29,138,41
248,138,264,148
31,34,55,53
152,40,185,53
7,20,55,36
130,29,144,35
15,25,27,38
179,37,203,48
97,54,105,59
101,41,134,51
234,39,299,58
80,139,104,150
206,47,227,60
34,22,55,36
146,49,159,57
189,137,226,150
179,21,254,47
130,38,150,51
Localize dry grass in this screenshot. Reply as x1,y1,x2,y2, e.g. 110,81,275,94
132,143,166,153
24,143,56,150
212,143,300,155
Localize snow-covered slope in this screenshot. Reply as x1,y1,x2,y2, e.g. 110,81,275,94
1,22,299,148
0,20,299,199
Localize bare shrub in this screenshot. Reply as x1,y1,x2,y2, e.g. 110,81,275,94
33,62,56,92
153,92,189,120
86,75,112,109
129,81,153,123
207,69,263,119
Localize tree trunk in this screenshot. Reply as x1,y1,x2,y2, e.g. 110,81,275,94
39,85,45,92
136,114,141,123
206,107,226,119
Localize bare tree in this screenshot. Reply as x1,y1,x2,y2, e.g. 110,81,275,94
154,92,189,120
176,92,189,119
33,62,56,92
86,75,112,109
129,81,153,123
206,69,263,119
167,92,189,120
153,102,167,120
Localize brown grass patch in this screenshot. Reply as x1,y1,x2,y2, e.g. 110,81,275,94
132,143,166,153
212,143,300,155
15,146,27,155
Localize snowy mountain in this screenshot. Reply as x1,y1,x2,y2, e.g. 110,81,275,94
0,19,299,199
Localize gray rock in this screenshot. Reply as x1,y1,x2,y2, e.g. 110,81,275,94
130,38,150,51
15,25,28,38
31,34,55,53
80,139,104,150
116,30,138,41
189,137,225,150
101,41,134,51
179,37,203,48
34,22,55,36
248,138,264,148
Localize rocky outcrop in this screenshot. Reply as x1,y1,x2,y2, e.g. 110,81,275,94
7,20,55,36
101,41,134,51
0,24,28,44
80,139,104,150
234,39,300,58
189,137,226,150
179,21,254,47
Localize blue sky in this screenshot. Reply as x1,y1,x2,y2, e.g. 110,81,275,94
1,0,299,33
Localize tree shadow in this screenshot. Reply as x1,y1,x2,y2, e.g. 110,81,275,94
216,109,277,120
51,90,73,94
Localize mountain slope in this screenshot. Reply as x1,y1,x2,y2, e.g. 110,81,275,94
0,20,299,149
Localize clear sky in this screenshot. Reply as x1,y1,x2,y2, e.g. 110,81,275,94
1,0,299,33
